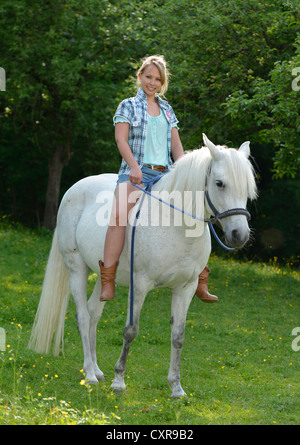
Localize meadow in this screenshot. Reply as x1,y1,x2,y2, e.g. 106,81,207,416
0,219,299,425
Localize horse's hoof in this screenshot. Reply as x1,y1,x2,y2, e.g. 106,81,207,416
170,388,186,399
95,370,105,382
113,387,126,395
111,381,126,394
85,377,99,385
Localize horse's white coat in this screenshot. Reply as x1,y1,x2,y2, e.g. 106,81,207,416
29,135,257,398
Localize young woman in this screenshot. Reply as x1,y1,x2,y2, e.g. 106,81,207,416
99,55,217,304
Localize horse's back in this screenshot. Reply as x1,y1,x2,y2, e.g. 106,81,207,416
56,173,118,273
59,173,117,207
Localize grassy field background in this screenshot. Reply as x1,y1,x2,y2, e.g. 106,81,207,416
0,219,299,425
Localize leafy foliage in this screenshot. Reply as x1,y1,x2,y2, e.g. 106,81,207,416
0,0,299,256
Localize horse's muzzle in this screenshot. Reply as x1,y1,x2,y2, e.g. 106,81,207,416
225,227,250,248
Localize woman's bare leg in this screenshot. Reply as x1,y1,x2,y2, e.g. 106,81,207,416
99,181,141,300
103,181,141,267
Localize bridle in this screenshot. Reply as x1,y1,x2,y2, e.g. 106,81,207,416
204,190,251,224
204,161,251,224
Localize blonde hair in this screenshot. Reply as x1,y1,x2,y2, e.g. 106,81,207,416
136,55,170,97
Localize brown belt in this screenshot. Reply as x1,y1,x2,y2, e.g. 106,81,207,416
144,164,166,172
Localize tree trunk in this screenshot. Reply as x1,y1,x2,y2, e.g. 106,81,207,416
43,144,65,230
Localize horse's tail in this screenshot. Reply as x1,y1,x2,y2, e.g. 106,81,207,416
28,228,70,356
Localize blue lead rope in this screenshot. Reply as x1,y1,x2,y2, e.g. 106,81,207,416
130,176,162,325
208,222,235,252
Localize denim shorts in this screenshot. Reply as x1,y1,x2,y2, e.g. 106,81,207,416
116,165,169,186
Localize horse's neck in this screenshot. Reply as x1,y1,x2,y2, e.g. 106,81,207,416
136,156,209,237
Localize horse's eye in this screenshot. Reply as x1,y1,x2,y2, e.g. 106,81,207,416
216,180,224,189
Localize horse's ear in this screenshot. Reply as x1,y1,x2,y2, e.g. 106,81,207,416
239,141,250,158
202,133,222,161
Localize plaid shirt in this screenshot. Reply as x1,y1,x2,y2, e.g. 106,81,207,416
113,88,179,175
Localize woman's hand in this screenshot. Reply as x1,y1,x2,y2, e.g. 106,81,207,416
129,165,143,185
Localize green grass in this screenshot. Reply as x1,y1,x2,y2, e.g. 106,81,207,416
0,218,299,425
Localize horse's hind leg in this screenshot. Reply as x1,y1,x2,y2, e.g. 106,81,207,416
66,253,99,384
168,288,194,398
111,286,147,393
87,276,106,381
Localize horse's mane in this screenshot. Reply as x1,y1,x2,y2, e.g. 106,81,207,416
218,146,257,200
157,146,257,201
157,147,211,193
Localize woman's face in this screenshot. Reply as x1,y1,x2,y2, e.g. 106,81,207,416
139,64,162,99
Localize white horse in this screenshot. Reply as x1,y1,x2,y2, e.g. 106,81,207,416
29,134,257,398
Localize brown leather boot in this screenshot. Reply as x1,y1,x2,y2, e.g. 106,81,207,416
99,260,119,301
195,266,218,303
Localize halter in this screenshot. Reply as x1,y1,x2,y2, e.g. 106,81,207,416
204,188,251,253
204,161,251,224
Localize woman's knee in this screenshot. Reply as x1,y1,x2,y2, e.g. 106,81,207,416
111,183,141,226
110,204,128,227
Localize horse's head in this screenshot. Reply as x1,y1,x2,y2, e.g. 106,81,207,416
203,134,257,249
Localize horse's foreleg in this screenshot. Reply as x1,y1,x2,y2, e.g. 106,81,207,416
111,323,135,393
111,286,147,393
87,277,105,382
168,288,194,398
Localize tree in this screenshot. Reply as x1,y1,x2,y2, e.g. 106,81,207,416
1,0,300,258
224,52,300,179
138,0,300,177
0,0,148,228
